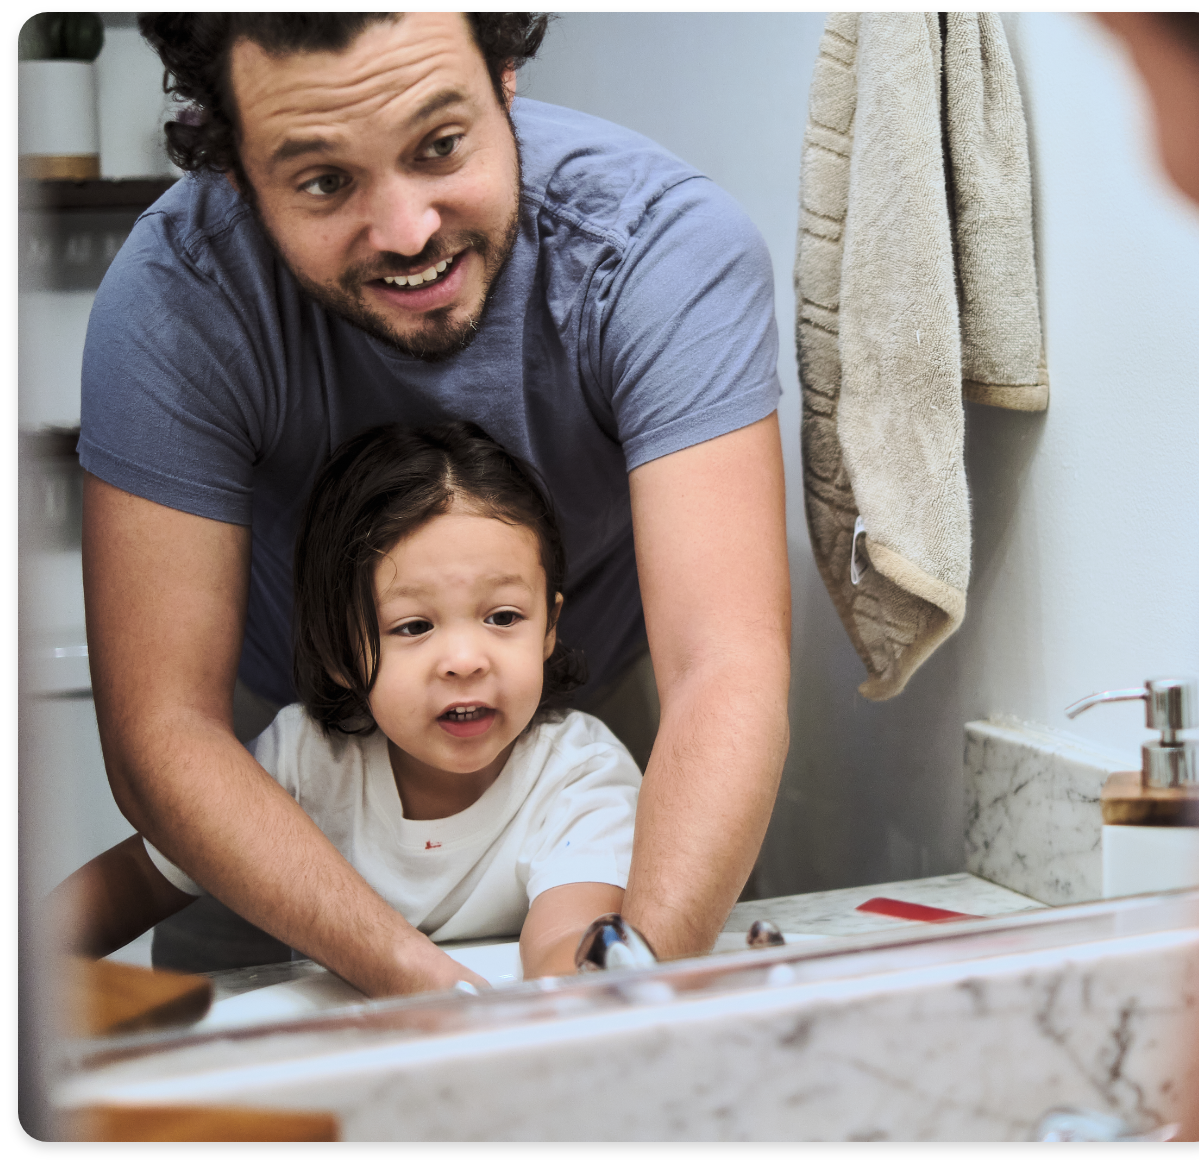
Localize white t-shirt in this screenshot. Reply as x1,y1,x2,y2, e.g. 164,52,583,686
145,707,641,942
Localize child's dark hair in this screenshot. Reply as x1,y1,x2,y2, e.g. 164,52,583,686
293,421,586,735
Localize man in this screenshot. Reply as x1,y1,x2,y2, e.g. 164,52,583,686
80,12,791,995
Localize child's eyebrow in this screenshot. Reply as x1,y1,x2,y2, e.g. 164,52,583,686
376,574,536,601
483,574,536,590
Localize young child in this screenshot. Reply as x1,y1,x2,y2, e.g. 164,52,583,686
55,421,642,990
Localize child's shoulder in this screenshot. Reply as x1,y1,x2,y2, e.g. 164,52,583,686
520,709,640,787
249,703,374,772
530,708,625,751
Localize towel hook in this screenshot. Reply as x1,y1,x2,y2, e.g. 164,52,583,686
850,515,868,585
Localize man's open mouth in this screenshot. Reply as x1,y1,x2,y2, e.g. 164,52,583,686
378,253,458,290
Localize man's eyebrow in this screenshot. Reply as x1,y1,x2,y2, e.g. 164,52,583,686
268,90,470,169
411,87,469,125
270,136,333,166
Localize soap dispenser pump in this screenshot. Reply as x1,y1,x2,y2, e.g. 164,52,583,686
1066,678,1199,898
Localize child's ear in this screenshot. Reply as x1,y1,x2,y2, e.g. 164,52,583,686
544,592,564,660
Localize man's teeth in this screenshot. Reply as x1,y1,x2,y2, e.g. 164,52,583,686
383,258,451,288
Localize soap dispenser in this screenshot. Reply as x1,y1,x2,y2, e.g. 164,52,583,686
1066,678,1199,898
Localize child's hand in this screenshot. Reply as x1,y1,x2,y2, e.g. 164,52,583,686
48,834,198,959
520,882,626,979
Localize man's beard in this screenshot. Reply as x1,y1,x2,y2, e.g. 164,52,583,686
279,212,520,363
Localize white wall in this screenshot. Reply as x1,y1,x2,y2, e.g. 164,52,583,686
95,21,181,181
524,13,1199,895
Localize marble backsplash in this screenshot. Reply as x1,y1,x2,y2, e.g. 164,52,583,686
965,719,1133,906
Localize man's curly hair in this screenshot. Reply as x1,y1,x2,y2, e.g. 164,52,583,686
136,13,550,186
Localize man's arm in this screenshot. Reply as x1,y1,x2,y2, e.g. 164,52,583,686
82,474,485,995
623,412,791,959
519,883,625,978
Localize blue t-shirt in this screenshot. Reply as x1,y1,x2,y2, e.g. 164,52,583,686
79,98,782,706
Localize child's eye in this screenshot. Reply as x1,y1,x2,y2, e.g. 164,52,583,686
394,619,433,637
485,610,523,628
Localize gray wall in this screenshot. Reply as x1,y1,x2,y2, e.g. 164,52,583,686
523,13,1199,897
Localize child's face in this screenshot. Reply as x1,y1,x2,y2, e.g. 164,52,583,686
369,507,561,785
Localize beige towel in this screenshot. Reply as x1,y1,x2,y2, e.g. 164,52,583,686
797,12,1048,701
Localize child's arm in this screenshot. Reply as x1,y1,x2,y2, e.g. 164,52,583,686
48,834,198,959
519,882,625,979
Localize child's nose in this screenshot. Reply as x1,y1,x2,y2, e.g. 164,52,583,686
438,628,490,678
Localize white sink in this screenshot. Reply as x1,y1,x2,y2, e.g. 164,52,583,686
192,932,832,1032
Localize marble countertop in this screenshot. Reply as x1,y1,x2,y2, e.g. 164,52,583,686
725,871,1044,939
61,887,1199,1140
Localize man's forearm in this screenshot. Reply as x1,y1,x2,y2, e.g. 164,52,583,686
108,710,476,996
620,652,790,960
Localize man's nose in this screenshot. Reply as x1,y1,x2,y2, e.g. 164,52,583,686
365,174,441,258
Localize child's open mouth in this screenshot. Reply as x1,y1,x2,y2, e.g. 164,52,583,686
437,704,497,739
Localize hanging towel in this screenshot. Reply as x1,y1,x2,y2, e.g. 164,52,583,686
797,12,1048,701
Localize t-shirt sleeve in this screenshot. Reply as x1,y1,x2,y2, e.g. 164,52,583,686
78,201,283,525
519,729,642,904
143,837,206,897
584,177,783,471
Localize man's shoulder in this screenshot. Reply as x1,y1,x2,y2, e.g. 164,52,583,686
141,171,255,244
513,97,711,245
113,171,275,290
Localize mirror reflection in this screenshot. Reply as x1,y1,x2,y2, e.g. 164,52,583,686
19,11,1199,1142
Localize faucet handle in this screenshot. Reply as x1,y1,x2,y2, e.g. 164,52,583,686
574,913,658,973
746,920,786,948
1066,678,1197,739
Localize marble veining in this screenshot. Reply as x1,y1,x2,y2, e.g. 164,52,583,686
964,719,1133,906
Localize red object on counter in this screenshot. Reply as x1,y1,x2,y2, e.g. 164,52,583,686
855,897,982,923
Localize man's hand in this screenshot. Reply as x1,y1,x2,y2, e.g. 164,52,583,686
82,473,475,998
623,412,791,959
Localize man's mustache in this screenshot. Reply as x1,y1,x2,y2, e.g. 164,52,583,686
339,232,492,292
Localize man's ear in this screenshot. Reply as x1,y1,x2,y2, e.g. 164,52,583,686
501,65,517,111
544,592,563,660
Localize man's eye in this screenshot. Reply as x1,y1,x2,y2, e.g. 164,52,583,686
299,173,348,197
485,610,523,628
422,134,462,160
395,619,433,637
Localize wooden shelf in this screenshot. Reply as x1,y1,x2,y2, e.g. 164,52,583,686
20,176,177,213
